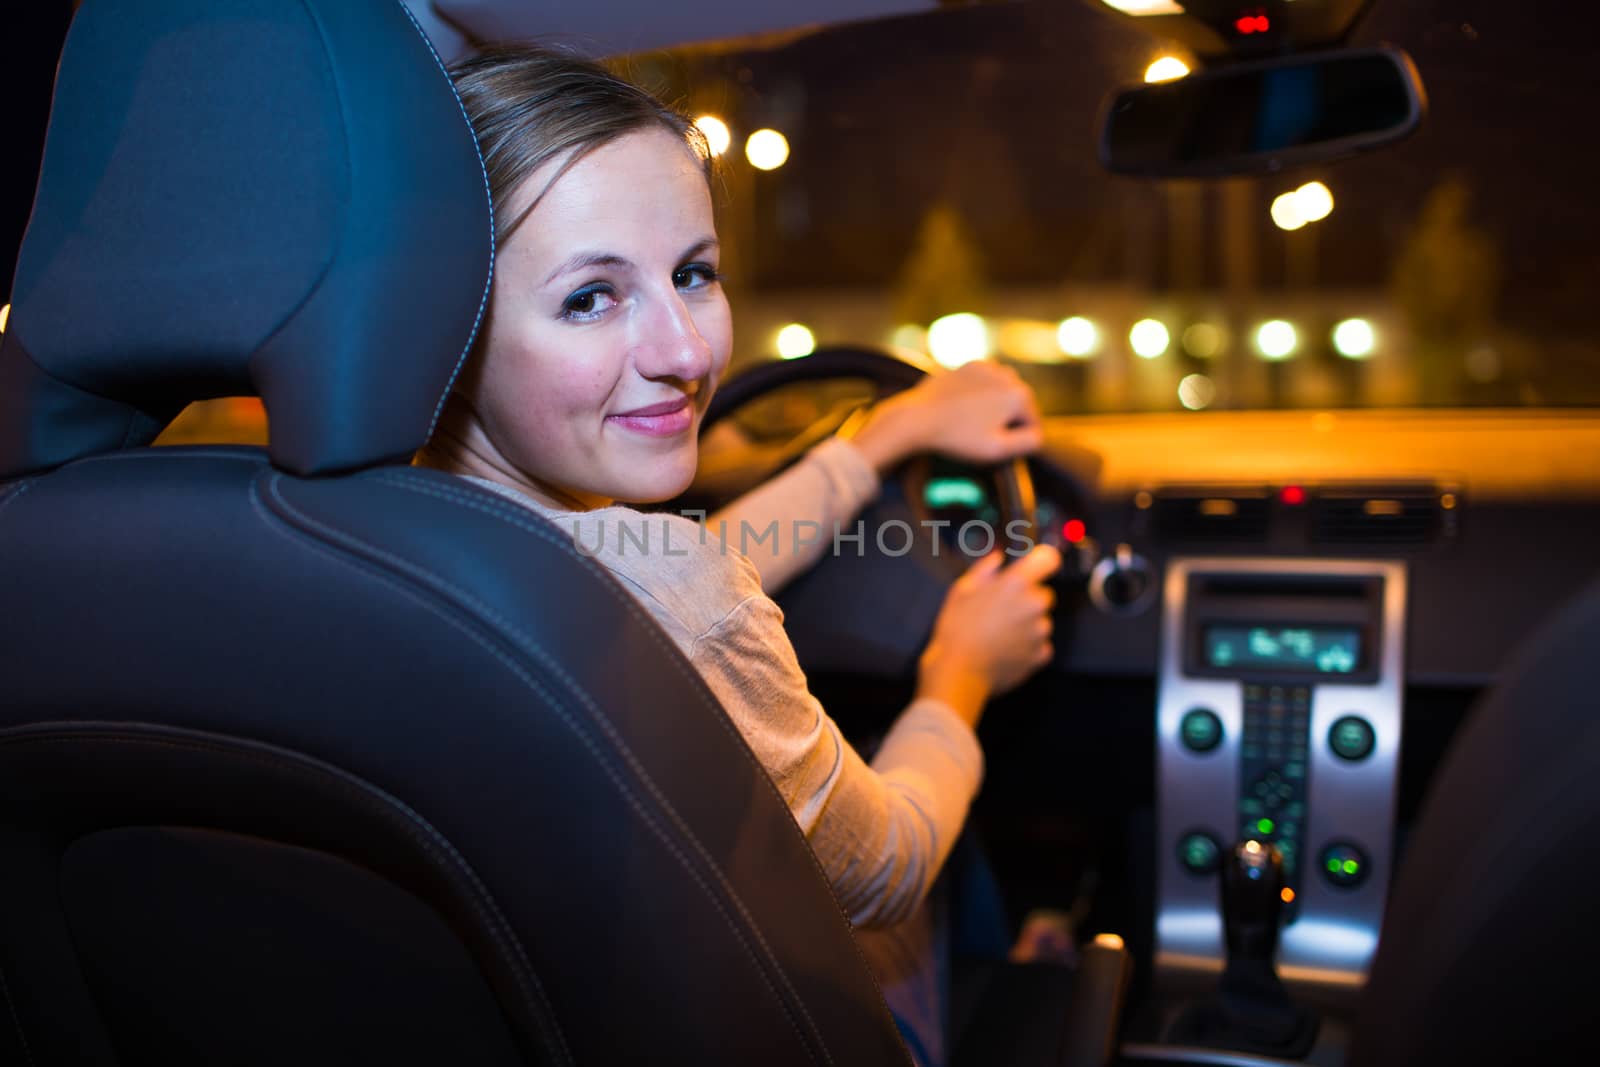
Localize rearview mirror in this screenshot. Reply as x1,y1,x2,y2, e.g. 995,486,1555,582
1100,46,1426,179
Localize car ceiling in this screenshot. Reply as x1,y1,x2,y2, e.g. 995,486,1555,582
405,0,953,62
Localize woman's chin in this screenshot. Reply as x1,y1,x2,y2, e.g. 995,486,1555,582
609,456,697,506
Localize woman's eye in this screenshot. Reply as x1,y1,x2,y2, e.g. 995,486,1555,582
673,263,721,291
562,286,617,320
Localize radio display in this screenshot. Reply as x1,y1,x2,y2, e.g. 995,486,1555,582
1202,624,1363,674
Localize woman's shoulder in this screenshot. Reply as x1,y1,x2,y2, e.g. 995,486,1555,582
565,506,765,642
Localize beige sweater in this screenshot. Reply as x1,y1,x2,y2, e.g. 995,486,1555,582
463,438,982,928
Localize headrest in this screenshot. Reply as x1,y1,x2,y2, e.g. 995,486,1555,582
0,0,493,478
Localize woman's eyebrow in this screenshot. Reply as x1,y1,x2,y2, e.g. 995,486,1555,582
543,252,629,287
680,237,719,262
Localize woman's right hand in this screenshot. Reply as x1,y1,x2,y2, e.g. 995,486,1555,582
915,544,1062,728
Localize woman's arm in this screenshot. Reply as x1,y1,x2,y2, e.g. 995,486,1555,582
705,361,1044,595
706,435,881,595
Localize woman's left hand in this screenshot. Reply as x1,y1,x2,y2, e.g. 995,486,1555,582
849,361,1044,475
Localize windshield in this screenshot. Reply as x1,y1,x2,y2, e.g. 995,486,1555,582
638,0,1600,415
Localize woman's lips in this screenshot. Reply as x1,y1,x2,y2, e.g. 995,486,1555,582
608,396,694,437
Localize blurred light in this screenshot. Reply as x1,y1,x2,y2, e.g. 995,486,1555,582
0,303,8,333
1281,887,1296,904
1100,0,1184,15
997,319,1067,364
693,115,732,158
1063,519,1087,544
1296,181,1334,222
1056,316,1099,358
890,323,928,352
1257,818,1275,834
775,323,816,360
1144,56,1190,83
1281,485,1307,506
1235,14,1270,34
1255,320,1298,360
1135,490,1153,510
1271,191,1307,231
1177,373,1216,410
1441,492,1458,510
1181,322,1224,358
1092,932,1126,951
1332,318,1376,359
1129,319,1170,359
745,128,790,170
927,312,991,368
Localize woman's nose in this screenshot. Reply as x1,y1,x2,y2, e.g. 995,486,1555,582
633,293,714,382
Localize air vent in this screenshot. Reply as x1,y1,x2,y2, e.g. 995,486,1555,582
1151,490,1270,542
1311,488,1451,545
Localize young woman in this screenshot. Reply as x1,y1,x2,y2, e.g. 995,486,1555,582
416,45,1061,1064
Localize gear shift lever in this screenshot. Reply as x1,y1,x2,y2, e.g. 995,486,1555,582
1169,840,1317,1055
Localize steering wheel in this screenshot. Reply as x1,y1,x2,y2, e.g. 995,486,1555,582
694,344,1046,683
701,345,1039,550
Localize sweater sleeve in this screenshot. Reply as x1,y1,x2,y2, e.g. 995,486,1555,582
690,582,983,928
706,436,881,596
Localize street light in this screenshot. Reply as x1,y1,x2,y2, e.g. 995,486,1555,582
1130,319,1170,359
927,313,990,368
693,115,732,158
1056,316,1099,358
1333,318,1376,359
745,129,790,171
1255,320,1299,360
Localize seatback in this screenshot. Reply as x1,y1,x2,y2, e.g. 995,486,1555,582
1350,579,1600,1066
0,3,909,1064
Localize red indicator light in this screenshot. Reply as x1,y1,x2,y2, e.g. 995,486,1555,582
1280,486,1307,506
1235,13,1270,34
1063,519,1088,544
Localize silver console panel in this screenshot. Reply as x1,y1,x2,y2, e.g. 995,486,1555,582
1154,557,1407,993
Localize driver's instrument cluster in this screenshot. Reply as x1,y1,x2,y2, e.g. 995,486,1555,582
1154,558,1405,994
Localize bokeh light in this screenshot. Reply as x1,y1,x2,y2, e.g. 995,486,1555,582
1056,316,1099,358
693,115,732,157
1182,322,1225,358
1296,181,1335,223
1255,320,1299,360
1178,374,1217,410
927,313,991,368
745,128,790,170
1332,318,1376,359
775,323,816,360
1129,319,1170,359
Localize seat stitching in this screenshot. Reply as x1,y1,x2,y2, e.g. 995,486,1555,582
245,481,575,1064
5,720,578,1066
0,964,37,1067
258,475,835,1064
371,473,894,990
0,480,33,522
392,0,495,436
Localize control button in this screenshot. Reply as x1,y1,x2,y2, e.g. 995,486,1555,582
1329,715,1376,762
1180,708,1224,753
1319,842,1370,888
1178,832,1222,875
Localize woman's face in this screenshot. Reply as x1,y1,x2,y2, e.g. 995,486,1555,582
458,127,731,508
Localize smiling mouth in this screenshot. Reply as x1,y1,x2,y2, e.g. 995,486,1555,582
608,395,695,437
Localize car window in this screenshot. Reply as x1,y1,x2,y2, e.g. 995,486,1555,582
627,1,1599,414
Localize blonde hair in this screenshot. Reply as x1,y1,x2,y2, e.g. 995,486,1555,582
451,45,711,243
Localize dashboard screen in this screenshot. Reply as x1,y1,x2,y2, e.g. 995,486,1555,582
1203,624,1363,674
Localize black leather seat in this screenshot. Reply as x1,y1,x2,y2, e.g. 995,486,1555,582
0,1,916,1062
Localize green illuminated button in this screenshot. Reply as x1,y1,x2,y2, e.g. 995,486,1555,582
1180,708,1224,753
1319,842,1370,889
1178,832,1222,875
1329,716,1376,762
1256,818,1275,835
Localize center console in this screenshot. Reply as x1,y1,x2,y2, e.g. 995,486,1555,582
1125,557,1407,1064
